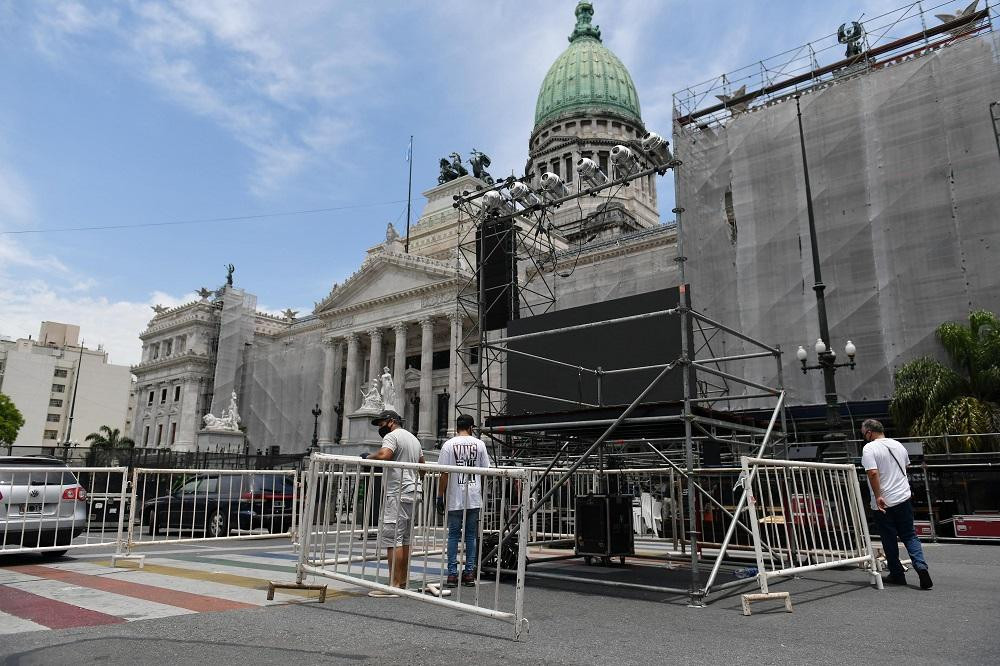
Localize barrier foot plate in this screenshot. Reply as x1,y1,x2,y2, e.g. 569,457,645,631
111,554,146,569
741,592,793,616
267,581,328,603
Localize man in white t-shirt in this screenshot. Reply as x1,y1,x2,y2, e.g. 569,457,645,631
860,418,932,589
436,414,491,588
366,409,424,597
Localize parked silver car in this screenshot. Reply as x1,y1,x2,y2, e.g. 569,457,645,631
0,456,89,557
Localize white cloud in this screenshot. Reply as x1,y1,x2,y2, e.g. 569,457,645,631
0,275,194,367
28,1,390,197
0,150,183,368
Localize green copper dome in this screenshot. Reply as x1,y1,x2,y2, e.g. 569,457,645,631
533,2,642,129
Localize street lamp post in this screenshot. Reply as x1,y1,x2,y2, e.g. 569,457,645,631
310,403,321,453
794,95,858,458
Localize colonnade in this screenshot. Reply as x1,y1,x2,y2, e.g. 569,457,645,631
317,312,467,446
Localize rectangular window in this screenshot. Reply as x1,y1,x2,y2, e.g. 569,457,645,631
44,430,58,440
156,424,163,446
54,368,68,378
147,390,154,405
160,388,167,404
143,426,150,446
598,152,609,176
565,156,573,183
174,385,181,402
52,384,65,393
49,398,63,408
550,159,560,178
431,349,450,370
170,422,177,445
151,344,159,360
163,340,172,356
46,413,60,422
405,355,421,371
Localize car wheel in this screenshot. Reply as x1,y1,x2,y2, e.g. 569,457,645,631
208,511,228,538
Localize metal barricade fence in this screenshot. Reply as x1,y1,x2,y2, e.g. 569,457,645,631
1,465,129,556
740,456,882,614
296,454,531,639
123,468,299,554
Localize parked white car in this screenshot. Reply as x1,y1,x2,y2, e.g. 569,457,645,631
0,456,89,557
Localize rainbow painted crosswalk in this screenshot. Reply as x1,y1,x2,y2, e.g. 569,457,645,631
0,546,351,635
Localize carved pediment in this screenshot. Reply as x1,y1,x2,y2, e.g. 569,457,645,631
314,251,465,315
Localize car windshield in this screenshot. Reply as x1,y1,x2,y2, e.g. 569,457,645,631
0,459,77,486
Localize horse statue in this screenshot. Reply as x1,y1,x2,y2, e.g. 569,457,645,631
469,149,494,185
438,152,469,184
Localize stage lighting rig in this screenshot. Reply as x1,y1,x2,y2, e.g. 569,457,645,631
482,190,514,215
540,172,569,201
508,181,542,207
641,132,673,165
576,157,609,192
610,145,639,178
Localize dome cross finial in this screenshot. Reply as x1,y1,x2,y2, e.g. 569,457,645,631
570,1,601,42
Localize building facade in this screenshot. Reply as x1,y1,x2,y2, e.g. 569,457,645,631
0,322,133,452
130,2,676,454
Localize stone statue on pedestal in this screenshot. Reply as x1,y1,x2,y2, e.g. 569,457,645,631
379,366,397,411
359,378,383,412
203,391,241,431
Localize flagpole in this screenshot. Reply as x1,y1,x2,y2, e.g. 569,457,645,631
405,135,413,254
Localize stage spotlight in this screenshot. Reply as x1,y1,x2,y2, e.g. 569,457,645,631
610,145,639,178
481,190,514,215
540,172,569,200
576,158,608,191
508,181,542,207
641,132,673,165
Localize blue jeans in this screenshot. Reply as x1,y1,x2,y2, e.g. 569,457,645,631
874,499,928,577
447,508,479,576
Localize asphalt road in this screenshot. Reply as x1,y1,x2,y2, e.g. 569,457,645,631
1,542,998,665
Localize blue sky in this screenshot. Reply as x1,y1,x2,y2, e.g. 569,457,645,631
0,0,910,365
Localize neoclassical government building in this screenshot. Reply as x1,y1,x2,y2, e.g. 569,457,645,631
130,2,677,453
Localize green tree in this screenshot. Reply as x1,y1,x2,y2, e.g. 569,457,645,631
0,393,26,453
890,309,1000,452
84,425,135,466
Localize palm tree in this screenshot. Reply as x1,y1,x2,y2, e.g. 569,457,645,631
890,309,1000,452
85,425,136,466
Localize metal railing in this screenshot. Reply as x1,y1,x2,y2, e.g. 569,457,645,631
122,468,299,556
0,465,129,556
295,453,531,639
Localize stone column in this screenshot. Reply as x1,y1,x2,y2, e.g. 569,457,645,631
175,379,200,451
392,322,407,409
342,333,360,437
317,338,338,446
418,317,434,442
447,312,460,436
367,328,383,392
330,340,344,442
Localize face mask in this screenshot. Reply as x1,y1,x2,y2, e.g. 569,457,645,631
378,425,390,438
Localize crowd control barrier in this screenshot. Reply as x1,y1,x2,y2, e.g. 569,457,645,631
740,457,883,614
122,468,299,557
292,453,531,639
0,465,129,556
